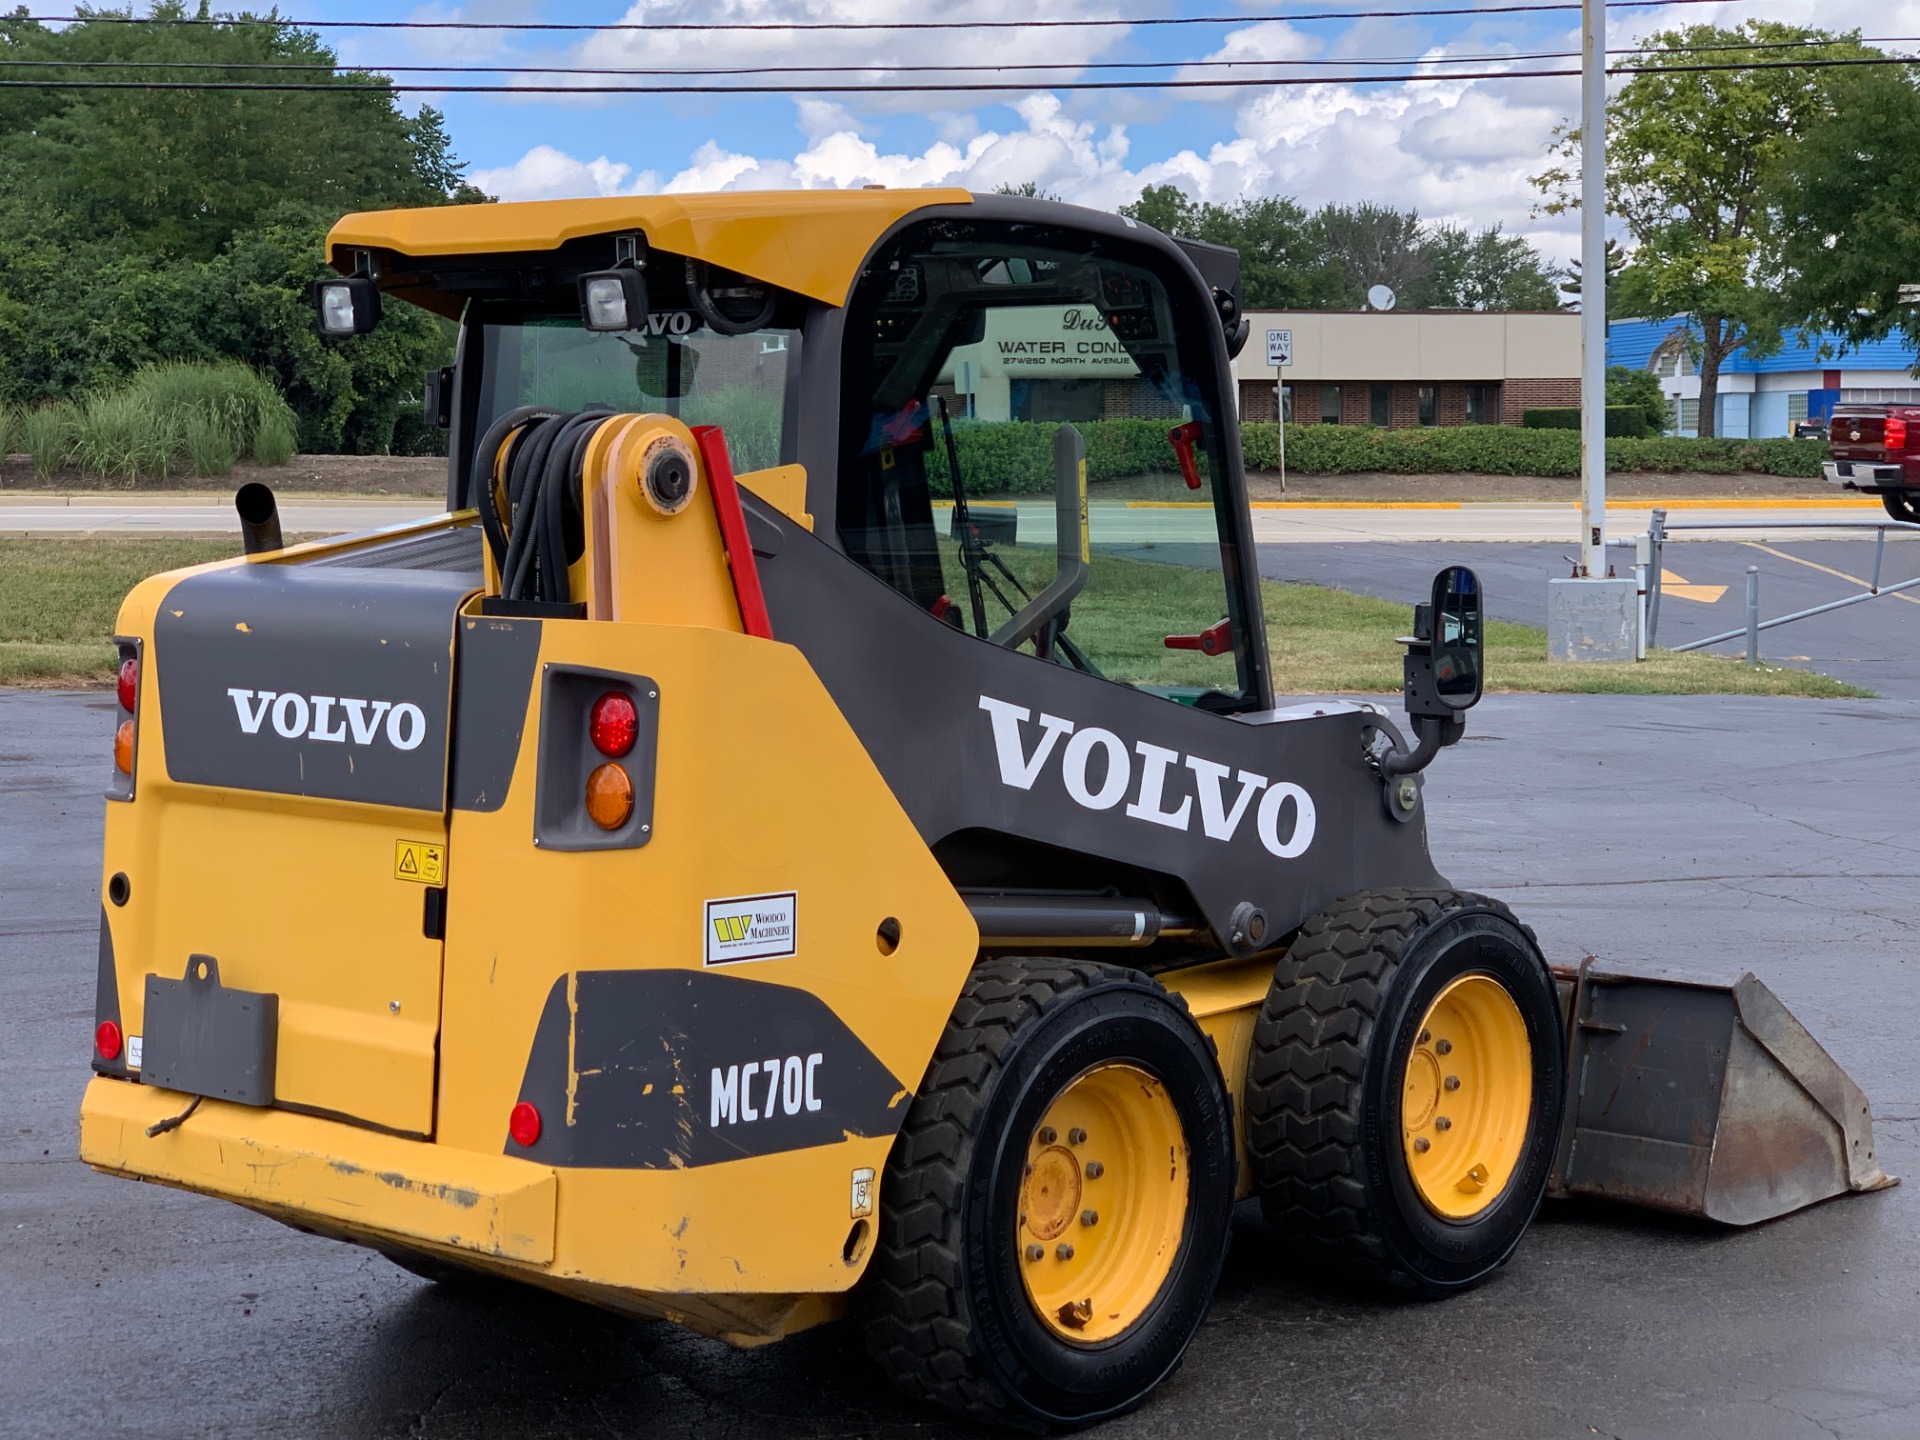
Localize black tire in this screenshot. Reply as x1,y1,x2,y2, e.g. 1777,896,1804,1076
1244,888,1564,1297
1882,491,1920,524
860,957,1237,1430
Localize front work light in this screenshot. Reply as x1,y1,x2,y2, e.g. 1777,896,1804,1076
314,276,382,336
578,267,648,333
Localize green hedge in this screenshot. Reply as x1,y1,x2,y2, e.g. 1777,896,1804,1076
1523,406,1652,438
918,418,1827,492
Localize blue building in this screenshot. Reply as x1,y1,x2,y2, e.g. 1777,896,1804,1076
1607,317,1920,438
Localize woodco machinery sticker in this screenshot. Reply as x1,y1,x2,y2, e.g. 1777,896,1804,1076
704,892,798,966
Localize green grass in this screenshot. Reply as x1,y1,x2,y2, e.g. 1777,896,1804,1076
0,537,239,685
0,536,1869,698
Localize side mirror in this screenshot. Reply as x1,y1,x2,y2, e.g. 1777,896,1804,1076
1428,564,1483,711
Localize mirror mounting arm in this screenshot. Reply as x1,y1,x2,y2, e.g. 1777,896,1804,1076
1381,712,1464,777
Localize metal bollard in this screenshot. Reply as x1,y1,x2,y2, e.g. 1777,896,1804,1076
1746,565,1760,665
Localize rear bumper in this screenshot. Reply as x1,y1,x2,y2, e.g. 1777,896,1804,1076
79,1076,556,1264
1825,460,1907,490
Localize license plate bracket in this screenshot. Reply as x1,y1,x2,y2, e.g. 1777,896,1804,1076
142,955,278,1106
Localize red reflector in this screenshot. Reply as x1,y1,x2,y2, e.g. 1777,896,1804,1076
589,691,638,758
95,1019,123,1061
1888,416,1908,451
509,1101,542,1147
117,656,138,713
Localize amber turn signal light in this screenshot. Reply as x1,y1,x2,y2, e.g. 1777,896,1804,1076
584,762,633,830
113,719,134,775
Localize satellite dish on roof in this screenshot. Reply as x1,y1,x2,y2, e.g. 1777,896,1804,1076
1367,284,1397,312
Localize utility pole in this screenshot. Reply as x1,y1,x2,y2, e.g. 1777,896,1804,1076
1578,0,1607,577
1547,0,1637,662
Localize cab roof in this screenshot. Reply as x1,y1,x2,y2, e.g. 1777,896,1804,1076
327,188,976,313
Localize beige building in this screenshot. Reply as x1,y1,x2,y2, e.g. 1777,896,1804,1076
1232,310,1579,428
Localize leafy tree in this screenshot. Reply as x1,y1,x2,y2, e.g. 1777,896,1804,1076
1122,185,1559,311
1533,22,1870,435
1606,364,1668,434
0,5,485,449
1418,224,1563,310
1771,64,1920,353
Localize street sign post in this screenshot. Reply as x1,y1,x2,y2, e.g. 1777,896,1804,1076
1268,329,1292,493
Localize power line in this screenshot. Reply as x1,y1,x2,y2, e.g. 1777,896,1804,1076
4,0,1788,35
3,54,1914,95
1,35,1904,79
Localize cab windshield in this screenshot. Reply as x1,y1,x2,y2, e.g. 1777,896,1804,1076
837,220,1255,707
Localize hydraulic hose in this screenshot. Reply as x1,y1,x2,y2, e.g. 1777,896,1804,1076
475,406,614,606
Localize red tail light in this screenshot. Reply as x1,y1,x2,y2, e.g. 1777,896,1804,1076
116,655,138,712
1887,416,1908,452
588,690,638,758
95,1019,123,1061
509,1101,542,1147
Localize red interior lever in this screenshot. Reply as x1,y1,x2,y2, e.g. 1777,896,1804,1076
1168,420,1205,490
1164,617,1233,656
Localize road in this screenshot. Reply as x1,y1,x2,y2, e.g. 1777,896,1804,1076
4,687,1918,1440
1265,538,1920,697
0,491,1892,544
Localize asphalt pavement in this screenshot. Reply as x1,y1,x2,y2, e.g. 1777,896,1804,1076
5,685,1919,1440
1263,537,1920,698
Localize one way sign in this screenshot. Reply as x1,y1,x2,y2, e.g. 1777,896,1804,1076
1266,328,1292,367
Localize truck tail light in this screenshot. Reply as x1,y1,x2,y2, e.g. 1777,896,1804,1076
95,1019,123,1061
585,763,634,830
509,1101,542,1147
589,690,638,757
109,639,140,799
1887,416,1908,452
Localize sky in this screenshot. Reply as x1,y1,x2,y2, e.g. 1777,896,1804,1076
295,0,1920,269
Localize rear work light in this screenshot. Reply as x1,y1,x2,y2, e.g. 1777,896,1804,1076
95,1019,123,1062
589,691,639,758
1887,416,1909,452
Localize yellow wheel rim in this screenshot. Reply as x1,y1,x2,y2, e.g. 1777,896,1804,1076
1017,1063,1189,1344
1400,974,1533,1220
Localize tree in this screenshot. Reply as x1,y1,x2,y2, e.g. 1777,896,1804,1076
1533,22,1870,435
1771,65,1920,353
1418,224,1563,310
1119,186,1348,307
0,6,487,448
1309,202,1430,304
1606,364,1668,435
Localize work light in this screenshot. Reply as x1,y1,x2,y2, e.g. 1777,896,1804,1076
578,267,648,333
313,276,381,335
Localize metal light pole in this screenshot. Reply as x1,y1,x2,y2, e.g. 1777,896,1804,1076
1578,0,1607,577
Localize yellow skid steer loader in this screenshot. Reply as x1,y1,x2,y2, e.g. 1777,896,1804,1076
79,190,1892,1429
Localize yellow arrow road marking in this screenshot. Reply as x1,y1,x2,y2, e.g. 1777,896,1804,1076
1741,542,1920,607
1659,568,1727,603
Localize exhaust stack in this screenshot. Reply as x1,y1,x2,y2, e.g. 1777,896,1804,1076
236,482,283,556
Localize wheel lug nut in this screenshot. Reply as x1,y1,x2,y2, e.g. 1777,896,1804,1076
1037,1126,1057,1145
1085,1161,1105,1179
1081,1209,1098,1227
1435,1116,1452,1131
1068,1127,1087,1146
1435,1039,1453,1055
1418,1029,1431,1044
1444,1076,1460,1091
1056,1244,1075,1261
1414,1137,1431,1153
1025,1244,1045,1262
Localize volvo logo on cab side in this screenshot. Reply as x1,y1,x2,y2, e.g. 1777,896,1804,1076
979,694,1316,858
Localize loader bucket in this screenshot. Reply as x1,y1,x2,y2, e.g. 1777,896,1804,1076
1548,962,1896,1225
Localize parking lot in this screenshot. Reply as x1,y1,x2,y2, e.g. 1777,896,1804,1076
7,658,1920,1437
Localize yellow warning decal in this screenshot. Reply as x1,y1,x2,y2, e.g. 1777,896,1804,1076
394,839,445,885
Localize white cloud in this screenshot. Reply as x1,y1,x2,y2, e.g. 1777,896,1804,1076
469,145,659,200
